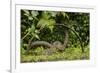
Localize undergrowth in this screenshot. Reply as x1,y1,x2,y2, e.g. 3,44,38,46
21,46,89,63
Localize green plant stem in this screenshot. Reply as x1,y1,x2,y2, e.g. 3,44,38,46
21,32,30,41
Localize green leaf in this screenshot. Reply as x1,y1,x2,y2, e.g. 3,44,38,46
28,16,33,20
61,12,66,18
37,18,48,29
48,19,55,32
31,33,39,39
31,11,39,17
35,30,40,34
35,34,40,40
48,25,54,32
23,10,30,16
49,12,57,17
28,25,35,33
42,11,51,19
48,19,55,25
21,48,26,54
37,18,55,32
30,25,35,33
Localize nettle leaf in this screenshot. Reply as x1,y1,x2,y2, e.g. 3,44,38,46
37,18,55,32
31,11,39,17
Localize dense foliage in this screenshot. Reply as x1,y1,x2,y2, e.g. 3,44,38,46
21,9,90,63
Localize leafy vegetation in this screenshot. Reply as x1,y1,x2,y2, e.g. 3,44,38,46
21,9,90,63
21,46,89,62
